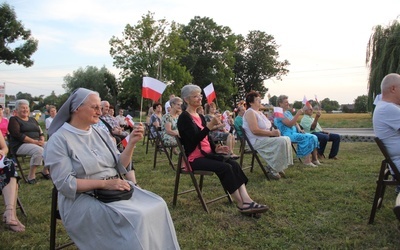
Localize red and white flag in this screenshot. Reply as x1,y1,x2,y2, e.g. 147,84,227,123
273,107,284,118
125,114,135,128
302,95,312,109
142,77,167,102
203,83,216,104
121,135,130,148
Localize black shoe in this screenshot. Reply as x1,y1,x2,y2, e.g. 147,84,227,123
40,172,51,180
27,179,37,184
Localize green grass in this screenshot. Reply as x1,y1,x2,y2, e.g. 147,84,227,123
1,140,399,249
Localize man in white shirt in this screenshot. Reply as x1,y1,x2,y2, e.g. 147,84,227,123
164,94,175,114
373,73,400,197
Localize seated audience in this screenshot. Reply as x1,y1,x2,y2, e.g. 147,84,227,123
373,73,400,194
45,105,57,132
115,108,128,131
100,101,128,144
161,97,182,154
204,102,237,158
1,133,25,232
0,105,9,138
274,95,320,167
243,91,293,179
44,88,180,249
149,102,162,138
178,84,269,215
234,105,245,138
8,99,48,183
300,106,340,159
146,106,154,124
164,94,176,114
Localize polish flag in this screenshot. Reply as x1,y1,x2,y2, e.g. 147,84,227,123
203,83,216,104
142,77,167,102
125,115,135,128
302,95,312,109
121,135,130,148
273,107,284,118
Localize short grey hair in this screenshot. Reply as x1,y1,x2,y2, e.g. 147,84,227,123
170,97,183,105
181,84,201,103
277,95,288,105
15,99,29,110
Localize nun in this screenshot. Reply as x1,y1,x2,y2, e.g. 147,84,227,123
44,88,180,250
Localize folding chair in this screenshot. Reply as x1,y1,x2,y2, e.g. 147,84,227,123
144,123,156,154
153,128,175,170
238,126,270,180
368,137,400,224
291,142,303,163
50,186,74,250
173,136,232,213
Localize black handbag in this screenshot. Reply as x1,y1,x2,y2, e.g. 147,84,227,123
92,185,133,203
88,128,134,203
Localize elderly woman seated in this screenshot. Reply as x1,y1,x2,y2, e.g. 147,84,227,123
44,88,180,249
1,134,25,232
242,91,293,179
177,84,269,216
204,102,238,158
8,99,48,184
274,95,320,167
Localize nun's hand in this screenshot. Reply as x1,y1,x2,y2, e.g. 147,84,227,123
130,123,144,144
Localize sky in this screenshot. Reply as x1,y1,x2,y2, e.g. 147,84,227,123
1,0,400,105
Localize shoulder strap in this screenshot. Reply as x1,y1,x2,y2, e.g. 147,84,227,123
92,127,123,179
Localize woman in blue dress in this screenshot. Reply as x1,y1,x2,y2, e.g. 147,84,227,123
274,95,320,167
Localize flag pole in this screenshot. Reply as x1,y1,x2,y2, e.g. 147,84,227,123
139,96,143,124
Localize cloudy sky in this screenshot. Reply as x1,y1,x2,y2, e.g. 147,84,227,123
2,0,400,104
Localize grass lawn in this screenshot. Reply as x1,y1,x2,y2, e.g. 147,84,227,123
2,114,397,249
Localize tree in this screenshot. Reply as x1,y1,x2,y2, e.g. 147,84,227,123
269,95,278,106
0,3,38,67
180,16,236,109
233,31,289,103
320,98,339,113
292,101,302,110
110,12,192,110
63,66,119,106
366,19,400,111
354,95,368,113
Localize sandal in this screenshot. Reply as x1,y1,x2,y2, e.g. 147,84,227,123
8,221,25,232
27,179,37,184
41,172,51,180
3,206,18,226
230,154,240,160
237,202,269,214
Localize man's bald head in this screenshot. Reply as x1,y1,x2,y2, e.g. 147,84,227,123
381,73,400,104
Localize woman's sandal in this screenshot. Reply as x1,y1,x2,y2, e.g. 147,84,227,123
237,202,269,214
40,172,51,180
3,206,18,226
8,221,25,232
27,179,37,184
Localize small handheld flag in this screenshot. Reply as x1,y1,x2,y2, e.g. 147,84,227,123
203,83,216,104
273,107,284,118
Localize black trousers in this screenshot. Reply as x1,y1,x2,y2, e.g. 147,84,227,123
190,157,248,194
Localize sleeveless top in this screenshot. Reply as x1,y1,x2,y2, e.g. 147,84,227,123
242,108,272,145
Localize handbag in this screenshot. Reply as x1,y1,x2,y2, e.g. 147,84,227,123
88,128,134,203
204,153,230,162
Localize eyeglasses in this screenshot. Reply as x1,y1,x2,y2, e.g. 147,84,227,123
191,94,203,99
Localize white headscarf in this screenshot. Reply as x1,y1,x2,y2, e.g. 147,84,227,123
48,88,96,136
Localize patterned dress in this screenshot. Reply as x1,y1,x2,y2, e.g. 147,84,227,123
274,110,318,157
161,113,178,146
